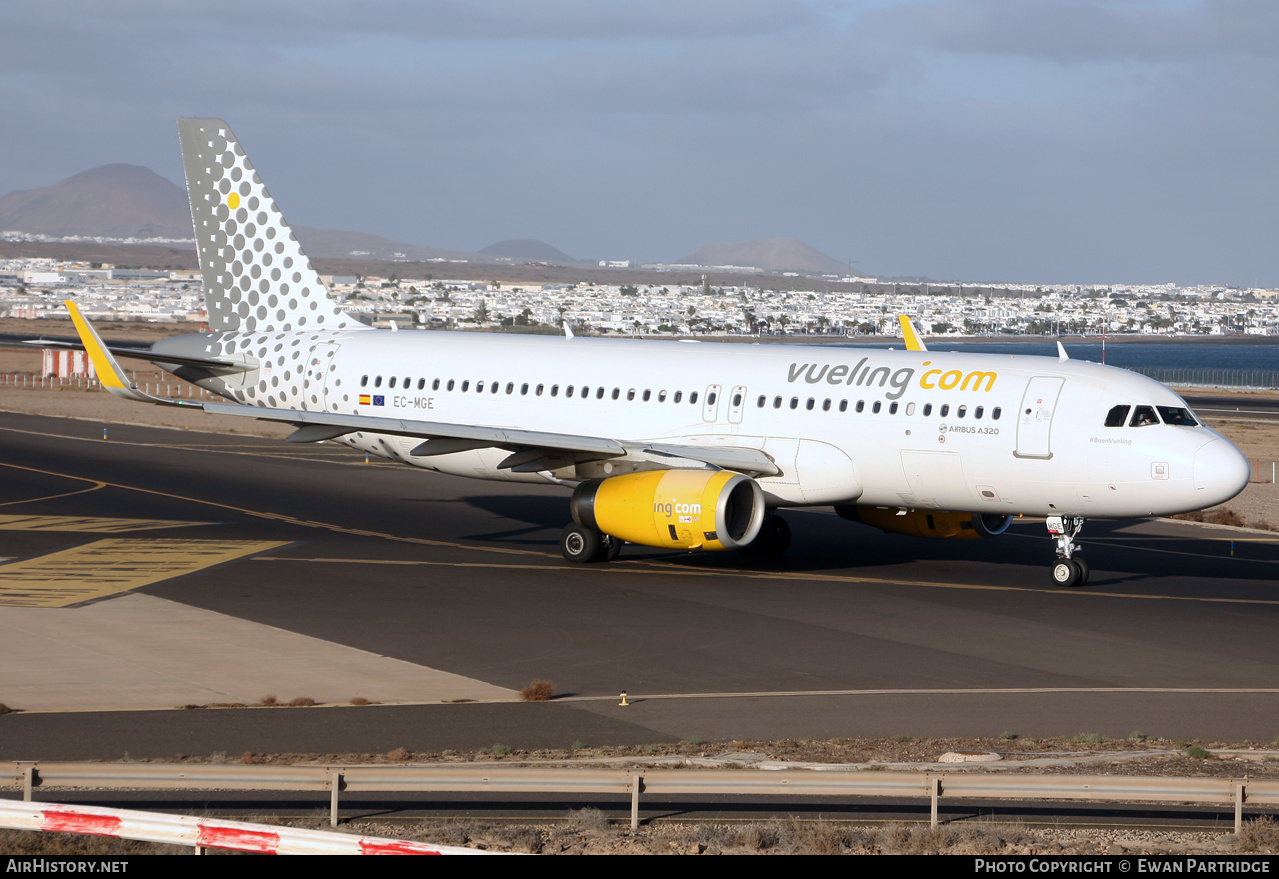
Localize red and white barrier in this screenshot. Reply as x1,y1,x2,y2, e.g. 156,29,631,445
0,798,491,855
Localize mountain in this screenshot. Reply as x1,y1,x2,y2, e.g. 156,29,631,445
479,238,576,263
677,237,852,275
0,164,192,240
292,227,486,263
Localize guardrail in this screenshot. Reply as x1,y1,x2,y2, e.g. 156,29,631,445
5,762,1277,832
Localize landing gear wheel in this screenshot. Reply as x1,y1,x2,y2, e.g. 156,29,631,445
1050,559,1084,588
561,524,603,563
740,514,791,557
602,534,623,562
1072,555,1090,586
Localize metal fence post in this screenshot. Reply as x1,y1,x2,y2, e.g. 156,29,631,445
330,770,343,827
22,765,35,801
930,776,941,828
630,773,642,831
1236,781,1245,834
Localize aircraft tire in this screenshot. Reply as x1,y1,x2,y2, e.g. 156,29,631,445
1072,555,1090,585
1050,559,1083,588
602,535,624,562
561,524,604,563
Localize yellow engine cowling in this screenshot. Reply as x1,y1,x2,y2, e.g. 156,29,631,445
572,469,766,551
835,505,1011,540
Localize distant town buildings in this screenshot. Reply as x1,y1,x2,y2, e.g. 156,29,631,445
1,256,1275,337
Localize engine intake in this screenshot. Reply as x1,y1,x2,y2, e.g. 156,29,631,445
573,469,766,551
835,505,1011,540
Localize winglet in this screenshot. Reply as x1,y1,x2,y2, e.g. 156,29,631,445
564,321,574,340
1056,341,1070,361
65,301,173,404
898,314,928,351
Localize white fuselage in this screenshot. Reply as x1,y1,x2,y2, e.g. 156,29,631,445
174,328,1250,519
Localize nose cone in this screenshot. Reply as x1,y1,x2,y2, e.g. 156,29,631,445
1193,438,1250,507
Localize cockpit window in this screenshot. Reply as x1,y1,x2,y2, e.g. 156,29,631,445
1157,406,1198,426
1104,405,1130,428
1130,405,1159,427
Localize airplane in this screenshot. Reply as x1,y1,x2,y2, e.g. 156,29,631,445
51,118,1250,588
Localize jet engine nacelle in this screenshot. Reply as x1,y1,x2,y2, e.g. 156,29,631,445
835,505,1012,540
572,469,766,551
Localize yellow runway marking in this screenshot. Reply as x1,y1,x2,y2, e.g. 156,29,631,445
0,515,207,533
0,538,288,607
0,481,106,508
256,557,1279,606
0,461,548,558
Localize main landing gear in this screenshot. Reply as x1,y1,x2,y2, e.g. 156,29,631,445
560,523,623,564
739,513,791,558
1047,515,1089,588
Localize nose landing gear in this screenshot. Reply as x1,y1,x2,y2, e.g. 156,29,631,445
1047,515,1088,587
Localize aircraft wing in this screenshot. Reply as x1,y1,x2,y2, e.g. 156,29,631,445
202,401,781,476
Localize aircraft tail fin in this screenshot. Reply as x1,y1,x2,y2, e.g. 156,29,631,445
898,314,928,351
177,118,358,335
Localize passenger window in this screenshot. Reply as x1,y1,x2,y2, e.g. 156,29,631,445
536,383,544,396
491,382,499,393
940,404,949,417
360,375,368,387
856,400,865,413
612,388,620,400
1157,406,1197,426
582,386,591,399
551,384,559,397
1130,405,1159,427
477,382,485,393
975,406,983,419
506,382,514,394
923,403,932,416
732,393,742,407
658,390,667,402
872,401,882,413
957,405,966,418
642,390,651,402
1105,405,1130,427
839,400,847,412
690,392,698,405
627,389,636,401
521,383,529,395
708,392,717,405
403,376,410,387
822,398,831,411
674,391,683,403
432,378,440,390
389,376,396,388
790,397,799,410
805,398,815,410
773,396,782,409
566,385,574,397
418,378,426,390
596,387,605,399
374,376,383,387
905,402,915,416
992,407,1001,420
889,402,899,415
757,395,766,408
447,379,455,391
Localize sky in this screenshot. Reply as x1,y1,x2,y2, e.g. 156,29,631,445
3,0,1277,286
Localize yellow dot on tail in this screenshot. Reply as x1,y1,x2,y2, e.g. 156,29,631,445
227,193,240,210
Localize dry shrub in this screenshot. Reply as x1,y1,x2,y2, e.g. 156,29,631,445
240,752,257,765
1175,508,1246,527
289,697,316,707
258,694,278,707
877,822,1028,855
1237,817,1279,853
386,747,411,762
350,696,370,706
563,807,610,834
520,679,555,701
0,703,11,715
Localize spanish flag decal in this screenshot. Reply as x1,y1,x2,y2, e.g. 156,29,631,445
359,394,371,405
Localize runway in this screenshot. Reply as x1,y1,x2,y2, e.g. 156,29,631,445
1,410,1278,760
